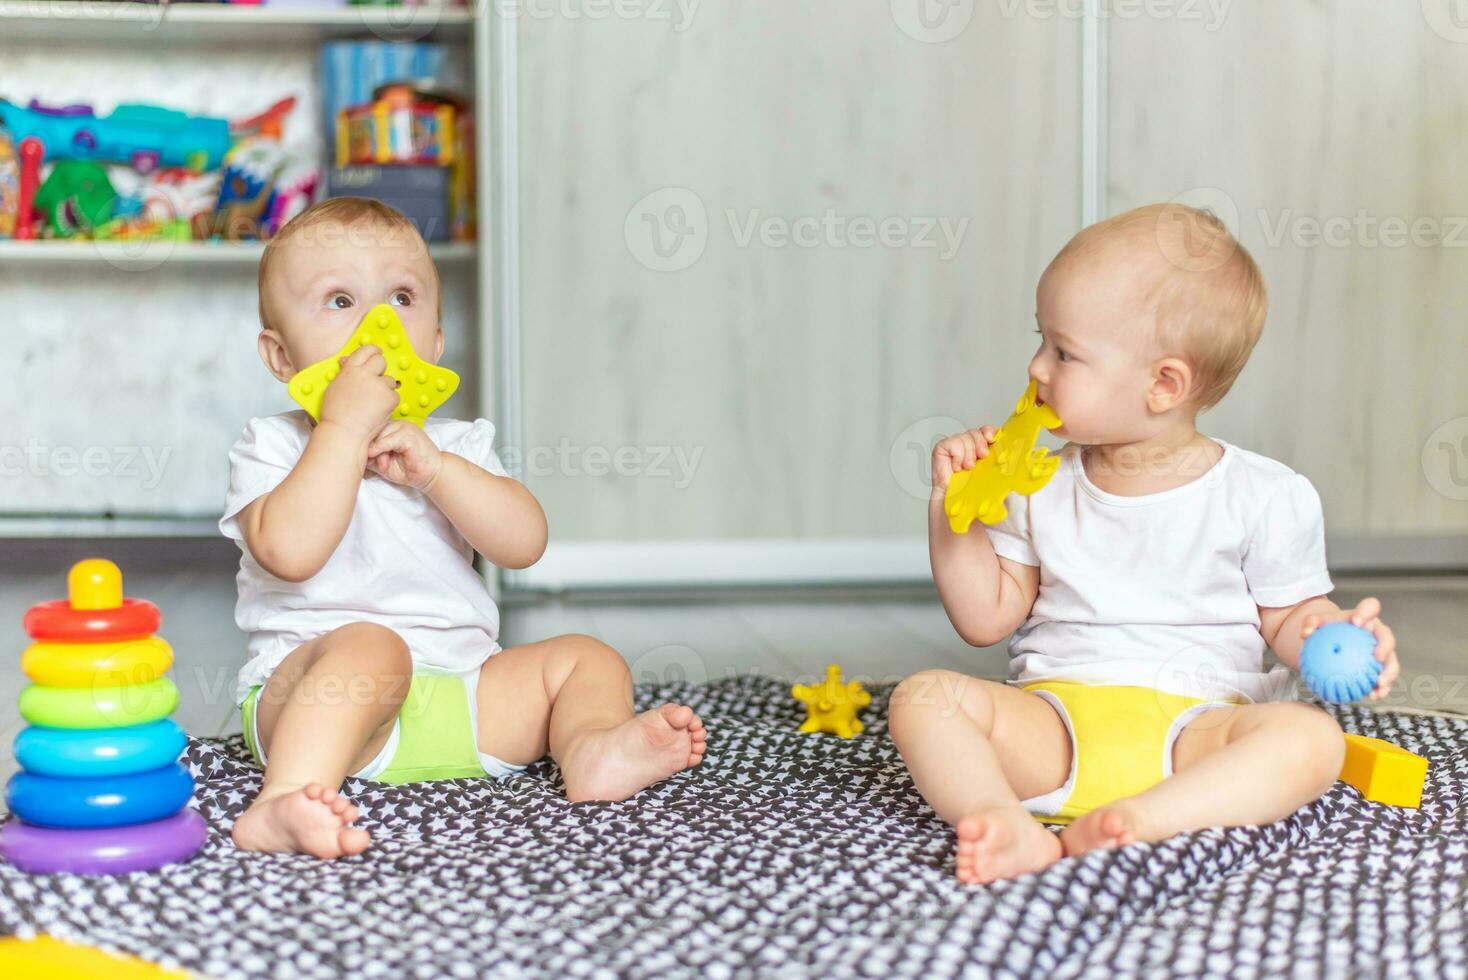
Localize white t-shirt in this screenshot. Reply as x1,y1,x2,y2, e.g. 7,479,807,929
219,411,509,705
984,437,1334,703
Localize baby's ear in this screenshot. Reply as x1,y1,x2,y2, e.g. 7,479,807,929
433,326,445,363
257,329,297,383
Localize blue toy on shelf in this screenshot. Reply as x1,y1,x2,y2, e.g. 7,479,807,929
0,99,231,174
1299,622,1383,703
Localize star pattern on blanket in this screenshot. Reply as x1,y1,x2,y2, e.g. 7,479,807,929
0,675,1465,978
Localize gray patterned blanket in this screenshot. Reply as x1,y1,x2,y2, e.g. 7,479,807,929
0,675,1464,979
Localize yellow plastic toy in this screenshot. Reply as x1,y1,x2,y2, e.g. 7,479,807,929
0,935,187,979
944,379,1063,534
792,664,871,739
287,304,459,428
1339,733,1428,809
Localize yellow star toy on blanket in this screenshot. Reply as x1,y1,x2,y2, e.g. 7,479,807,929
793,664,871,739
944,379,1063,534
288,304,459,428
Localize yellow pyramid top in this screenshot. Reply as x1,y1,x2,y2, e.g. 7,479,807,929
943,380,1063,534
288,304,459,428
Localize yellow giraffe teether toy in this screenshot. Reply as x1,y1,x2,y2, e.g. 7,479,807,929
944,379,1063,534
288,304,459,428
792,664,871,739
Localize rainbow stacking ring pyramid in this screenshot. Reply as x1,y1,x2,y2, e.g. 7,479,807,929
0,559,207,874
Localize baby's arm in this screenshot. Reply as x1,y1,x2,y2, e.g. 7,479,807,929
929,427,1037,646
239,346,400,582
1260,594,1401,700
423,453,547,570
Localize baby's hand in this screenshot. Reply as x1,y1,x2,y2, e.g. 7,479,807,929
366,420,444,492
319,346,399,439
932,426,999,492
1301,596,1400,701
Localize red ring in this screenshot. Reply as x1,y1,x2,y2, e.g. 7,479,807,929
24,598,161,641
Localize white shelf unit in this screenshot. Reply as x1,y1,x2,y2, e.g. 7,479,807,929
0,239,476,267
0,2,504,539
0,1,473,42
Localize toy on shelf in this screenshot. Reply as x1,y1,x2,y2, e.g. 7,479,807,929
13,136,42,240
944,380,1062,535
328,78,473,243
288,304,459,428
0,99,232,174
33,160,116,237
792,665,872,739
0,559,207,875
1300,621,1384,704
0,131,17,238
336,82,461,168
1339,733,1428,809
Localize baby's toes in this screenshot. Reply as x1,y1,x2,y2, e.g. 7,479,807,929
659,703,694,729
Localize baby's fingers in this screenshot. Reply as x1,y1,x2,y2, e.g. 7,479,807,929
1371,622,1396,662
1349,596,1381,628
1300,612,1328,639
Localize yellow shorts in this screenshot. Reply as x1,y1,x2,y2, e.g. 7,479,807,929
1019,681,1238,826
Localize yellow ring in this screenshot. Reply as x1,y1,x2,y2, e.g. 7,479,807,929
21,636,174,688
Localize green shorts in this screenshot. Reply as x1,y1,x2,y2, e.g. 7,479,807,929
241,669,526,785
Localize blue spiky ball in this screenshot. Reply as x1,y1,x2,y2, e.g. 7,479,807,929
1299,622,1382,703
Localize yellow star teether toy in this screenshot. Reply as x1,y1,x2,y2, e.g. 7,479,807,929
944,379,1063,534
792,664,871,739
287,304,459,428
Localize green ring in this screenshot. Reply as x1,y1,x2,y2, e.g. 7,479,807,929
19,677,179,729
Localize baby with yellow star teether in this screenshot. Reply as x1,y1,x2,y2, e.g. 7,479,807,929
889,204,1400,885
223,198,705,859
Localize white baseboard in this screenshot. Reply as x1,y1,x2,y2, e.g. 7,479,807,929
504,537,932,592
502,533,1468,594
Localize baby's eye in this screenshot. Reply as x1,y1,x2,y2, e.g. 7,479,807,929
389,290,414,308
327,293,354,311
1057,349,1071,363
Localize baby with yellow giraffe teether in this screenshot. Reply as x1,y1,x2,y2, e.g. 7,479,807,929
223,198,705,859
890,204,1401,884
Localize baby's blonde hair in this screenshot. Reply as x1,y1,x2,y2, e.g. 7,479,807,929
257,197,440,334
1056,203,1267,413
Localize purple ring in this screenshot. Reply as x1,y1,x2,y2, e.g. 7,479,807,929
0,807,207,875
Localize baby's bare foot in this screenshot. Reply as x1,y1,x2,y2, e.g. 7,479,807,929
231,783,371,858
1060,804,1142,858
559,703,707,803
955,805,1063,884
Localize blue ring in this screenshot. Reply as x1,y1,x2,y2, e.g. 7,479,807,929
5,762,194,829
14,720,186,778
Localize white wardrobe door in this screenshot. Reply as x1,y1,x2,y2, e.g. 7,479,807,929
514,6,1080,585
1109,2,1468,540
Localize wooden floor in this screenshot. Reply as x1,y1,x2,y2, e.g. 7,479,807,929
1,538,1464,784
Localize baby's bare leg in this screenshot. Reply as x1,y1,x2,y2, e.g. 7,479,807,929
888,670,1071,883
473,634,706,802
232,622,412,857
1060,702,1345,857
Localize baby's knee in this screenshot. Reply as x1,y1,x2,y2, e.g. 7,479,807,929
551,633,627,676
1280,703,1346,783
320,622,413,674
890,670,968,735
